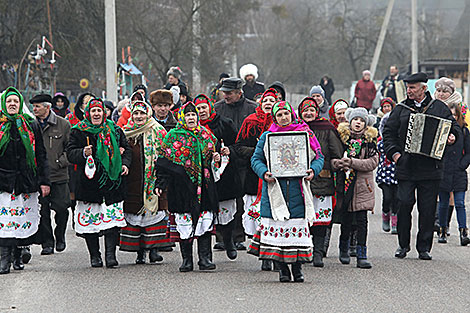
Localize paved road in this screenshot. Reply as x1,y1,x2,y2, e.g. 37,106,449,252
2,198,470,312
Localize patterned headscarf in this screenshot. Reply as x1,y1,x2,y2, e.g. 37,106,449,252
298,97,319,116
73,98,122,185
160,102,217,203
194,94,216,132
0,87,37,172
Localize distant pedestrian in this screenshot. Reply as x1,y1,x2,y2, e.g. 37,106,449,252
381,65,406,104
240,64,265,101
51,92,71,118
354,70,376,111
320,75,335,104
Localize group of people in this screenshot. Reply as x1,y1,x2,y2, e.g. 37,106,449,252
0,67,468,284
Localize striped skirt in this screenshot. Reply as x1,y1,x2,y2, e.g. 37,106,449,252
120,219,171,251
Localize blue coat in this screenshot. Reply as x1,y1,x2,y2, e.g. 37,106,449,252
251,131,324,219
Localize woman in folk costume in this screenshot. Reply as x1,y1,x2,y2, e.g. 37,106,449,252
195,94,243,261
248,101,324,283
234,88,277,271
298,97,344,268
67,98,131,268
0,87,50,274
328,99,349,129
120,101,172,264
332,107,378,269
155,102,220,272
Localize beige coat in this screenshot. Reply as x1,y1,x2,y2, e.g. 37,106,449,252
332,123,379,212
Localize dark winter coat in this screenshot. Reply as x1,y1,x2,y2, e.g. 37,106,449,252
242,81,265,101
233,128,262,196
0,121,50,194
124,137,144,214
383,92,460,181
320,78,335,104
439,125,470,192
66,124,132,205
155,112,177,132
214,95,257,131
204,114,243,201
354,79,376,110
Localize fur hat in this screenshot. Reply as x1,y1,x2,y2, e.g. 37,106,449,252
345,107,376,126
167,66,182,79
239,64,259,81
149,89,173,106
309,85,325,99
435,77,456,94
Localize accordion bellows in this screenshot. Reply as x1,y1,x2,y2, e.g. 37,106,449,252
405,113,452,160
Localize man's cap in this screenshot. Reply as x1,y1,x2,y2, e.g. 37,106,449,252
404,72,428,84
29,94,52,104
219,77,243,92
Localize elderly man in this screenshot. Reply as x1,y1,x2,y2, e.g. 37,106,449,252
383,72,459,260
381,65,406,104
31,94,71,255
149,89,177,131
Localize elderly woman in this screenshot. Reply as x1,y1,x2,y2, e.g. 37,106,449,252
0,87,50,274
155,102,220,272
248,101,324,283
119,101,172,264
67,98,131,268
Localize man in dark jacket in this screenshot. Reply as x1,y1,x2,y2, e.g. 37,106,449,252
383,72,459,260
381,65,406,104
214,77,257,250
240,64,265,101
31,94,71,255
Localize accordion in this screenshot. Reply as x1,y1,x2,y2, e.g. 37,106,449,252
404,113,452,160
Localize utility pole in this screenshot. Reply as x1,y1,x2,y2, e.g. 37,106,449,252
105,0,118,103
370,0,395,80
411,0,418,73
192,0,201,93
46,0,56,94
467,21,470,103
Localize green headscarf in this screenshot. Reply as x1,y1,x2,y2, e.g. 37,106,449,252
0,87,37,172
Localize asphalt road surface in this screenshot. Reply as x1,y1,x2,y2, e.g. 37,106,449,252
2,193,470,313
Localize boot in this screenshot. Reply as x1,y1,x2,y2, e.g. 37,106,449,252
278,263,291,282
179,240,193,272
104,231,119,268
438,227,447,244
0,246,12,274
339,239,350,264
273,260,281,271
135,249,146,264
382,212,391,232
323,226,331,257
221,222,237,260
13,246,24,271
261,259,273,271
356,245,372,269
459,228,470,246
391,213,398,234
291,262,304,282
197,234,216,270
84,235,103,268
349,230,357,257
21,246,32,264
149,248,163,263
313,236,324,267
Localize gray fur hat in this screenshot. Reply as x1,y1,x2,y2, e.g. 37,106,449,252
345,107,376,126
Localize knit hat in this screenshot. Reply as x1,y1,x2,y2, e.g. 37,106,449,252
333,99,349,112
239,64,259,81
130,100,151,115
362,70,371,76
219,72,230,80
345,107,376,126
309,85,325,99
167,66,182,79
380,97,396,108
435,77,456,94
149,89,173,106
133,84,147,94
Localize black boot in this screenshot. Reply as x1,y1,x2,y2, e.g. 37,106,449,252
179,240,194,272
136,249,146,264
261,259,273,271
278,263,291,282
356,245,372,269
21,246,32,264
339,239,350,264
13,246,24,271
0,246,12,274
313,236,325,267
149,248,163,263
349,230,357,257
221,222,237,260
438,227,447,244
459,228,470,246
273,260,281,271
291,262,304,282
197,234,216,270
84,234,103,268
323,226,331,257
104,230,119,268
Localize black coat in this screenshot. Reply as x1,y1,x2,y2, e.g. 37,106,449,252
440,126,470,192
0,121,50,194
243,81,265,101
383,92,459,181
233,130,259,196
205,114,243,201
214,96,257,131
66,124,132,205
